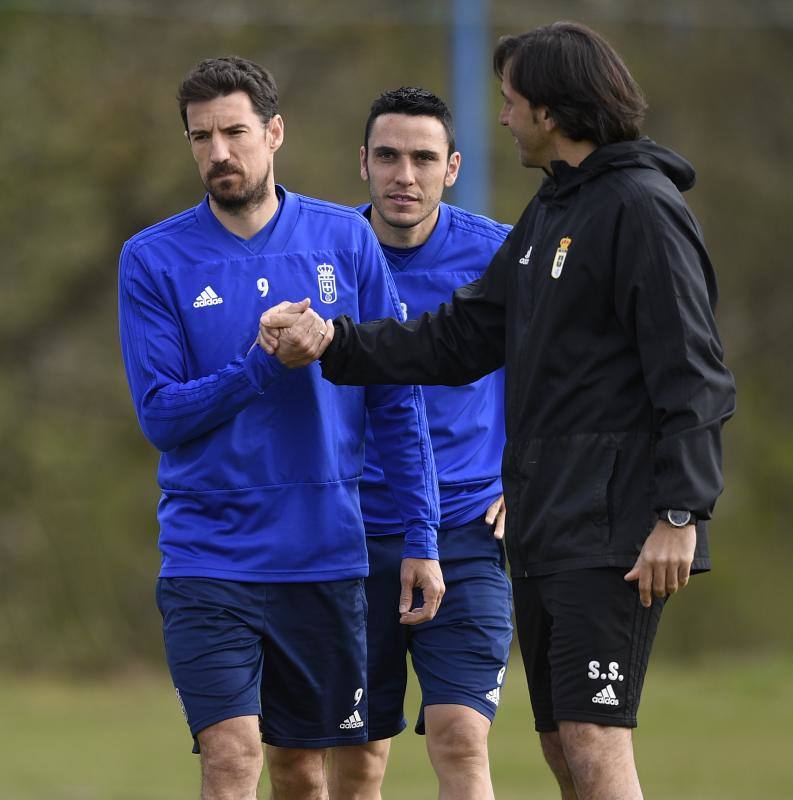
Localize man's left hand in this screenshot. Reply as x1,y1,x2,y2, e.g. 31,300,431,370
624,520,696,608
399,557,445,625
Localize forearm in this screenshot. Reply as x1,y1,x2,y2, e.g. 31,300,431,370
650,390,734,518
132,345,285,451
120,247,288,451
322,291,505,387
367,385,440,560
641,290,736,517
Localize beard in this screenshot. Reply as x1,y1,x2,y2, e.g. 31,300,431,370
205,161,271,213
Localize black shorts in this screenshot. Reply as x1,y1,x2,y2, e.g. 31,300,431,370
512,568,665,732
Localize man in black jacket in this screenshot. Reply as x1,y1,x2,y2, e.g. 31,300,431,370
258,22,736,800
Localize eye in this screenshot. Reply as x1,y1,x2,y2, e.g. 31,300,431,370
192,133,209,142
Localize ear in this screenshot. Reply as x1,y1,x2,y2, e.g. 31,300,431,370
540,107,557,132
266,114,285,153
360,145,369,181
444,151,461,188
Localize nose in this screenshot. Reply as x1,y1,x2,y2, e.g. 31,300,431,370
394,157,416,186
498,104,509,127
209,133,231,163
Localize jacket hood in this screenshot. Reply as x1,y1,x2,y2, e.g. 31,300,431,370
543,137,696,200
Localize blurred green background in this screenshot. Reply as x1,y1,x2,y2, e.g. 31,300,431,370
1,0,791,796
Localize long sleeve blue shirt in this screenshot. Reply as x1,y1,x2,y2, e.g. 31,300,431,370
358,202,510,533
119,187,439,581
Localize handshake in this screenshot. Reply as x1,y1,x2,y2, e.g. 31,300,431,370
257,298,336,368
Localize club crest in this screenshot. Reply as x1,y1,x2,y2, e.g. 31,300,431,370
551,237,572,279
317,263,337,304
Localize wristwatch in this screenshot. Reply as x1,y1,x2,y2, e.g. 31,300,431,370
658,509,692,528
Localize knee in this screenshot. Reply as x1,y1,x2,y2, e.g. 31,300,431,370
199,724,263,784
337,743,389,787
267,747,326,798
328,742,389,799
427,718,489,772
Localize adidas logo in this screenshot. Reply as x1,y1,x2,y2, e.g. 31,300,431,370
485,687,501,706
193,285,224,308
339,709,364,730
592,684,619,706
175,688,189,722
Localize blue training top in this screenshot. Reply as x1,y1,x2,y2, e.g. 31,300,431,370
118,187,440,582
358,202,510,533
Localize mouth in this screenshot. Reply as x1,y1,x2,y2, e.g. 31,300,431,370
387,193,420,206
208,167,242,180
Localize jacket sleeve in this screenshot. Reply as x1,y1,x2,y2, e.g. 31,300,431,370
355,228,440,560
613,189,736,520
321,237,510,387
118,243,286,452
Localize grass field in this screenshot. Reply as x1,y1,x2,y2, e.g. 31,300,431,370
1,656,791,799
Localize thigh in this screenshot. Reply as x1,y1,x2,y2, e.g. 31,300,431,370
512,575,555,732
544,568,665,728
411,520,513,734
364,534,411,741
260,579,369,748
156,577,266,751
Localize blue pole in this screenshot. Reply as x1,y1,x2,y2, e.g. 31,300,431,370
450,0,490,215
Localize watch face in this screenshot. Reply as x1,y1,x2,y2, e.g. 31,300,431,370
667,509,691,527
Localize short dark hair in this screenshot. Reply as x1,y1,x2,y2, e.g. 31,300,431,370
493,22,647,145
177,56,278,130
364,87,456,156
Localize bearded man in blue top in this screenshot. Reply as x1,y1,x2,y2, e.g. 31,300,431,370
118,58,443,800
323,88,513,800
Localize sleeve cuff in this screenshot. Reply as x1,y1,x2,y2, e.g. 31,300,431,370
319,318,347,381
401,526,440,561
242,344,288,392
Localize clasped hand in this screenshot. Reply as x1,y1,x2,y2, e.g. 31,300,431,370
257,298,335,368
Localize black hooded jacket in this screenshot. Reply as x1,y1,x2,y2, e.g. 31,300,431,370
322,138,736,577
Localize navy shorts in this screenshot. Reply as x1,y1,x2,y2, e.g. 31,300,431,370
512,568,665,732
365,517,513,740
155,577,368,751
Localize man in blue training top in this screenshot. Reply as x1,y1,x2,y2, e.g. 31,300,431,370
322,89,513,800
118,57,443,800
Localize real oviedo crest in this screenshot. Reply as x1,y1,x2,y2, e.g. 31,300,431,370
551,237,572,279
317,263,337,304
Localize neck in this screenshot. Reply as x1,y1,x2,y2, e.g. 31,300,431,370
369,205,440,248
545,136,597,171
209,183,279,240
